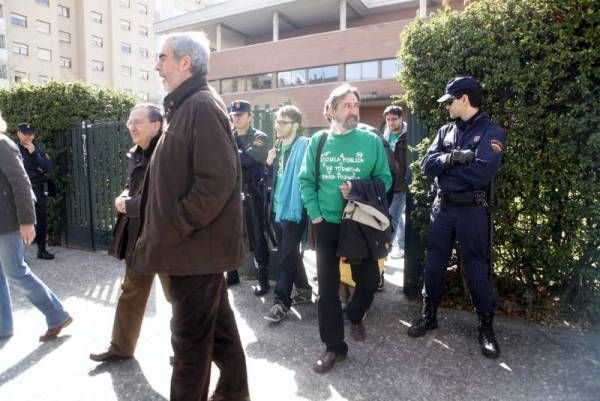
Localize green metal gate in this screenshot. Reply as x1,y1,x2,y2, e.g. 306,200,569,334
58,121,131,250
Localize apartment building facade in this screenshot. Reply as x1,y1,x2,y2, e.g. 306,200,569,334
0,0,159,102
155,0,462,131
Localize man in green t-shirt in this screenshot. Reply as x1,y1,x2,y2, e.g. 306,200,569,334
299,84,391,373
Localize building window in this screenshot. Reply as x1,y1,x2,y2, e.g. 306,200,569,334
381,58,403,79
36,0,50,5
278,69,306,88
91,11,102,24
308,65,338,85
60,56,72,68
0,65,7,80
246,73,272,91
57,5,70,17
0,35,5,49
121,42,132,54
11,13,27,28
59,31,71,43
121,65,132,77
38,75,50,84
345,61,378,81
138,47,149,58
37,48,52,61
138,25,148,37
14,71,28,83
91,60,104,71
120,19,131,31
91,35,103,47
36,20,51,34
137,3,148,15
221,77,244,94
139,69,149,80
12,42,29,56
120,0,130,8
209,80,220,92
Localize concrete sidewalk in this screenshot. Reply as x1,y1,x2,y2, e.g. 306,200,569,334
0,246,598,401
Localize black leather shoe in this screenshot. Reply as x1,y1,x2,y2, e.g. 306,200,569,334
312,351,346,374
407,298,438,338
226,270,240,287
37,250,55,260
350,322,366,342
253,267,270,296
89,349,132,363
478,313,500,359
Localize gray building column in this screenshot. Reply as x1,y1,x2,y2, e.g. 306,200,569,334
273,11,279,41
339,0,347,31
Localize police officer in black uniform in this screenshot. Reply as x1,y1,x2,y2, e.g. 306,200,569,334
16,123,55,260
227,100,271,295
407,77,506,359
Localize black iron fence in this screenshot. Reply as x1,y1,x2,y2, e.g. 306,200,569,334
58,121,130,250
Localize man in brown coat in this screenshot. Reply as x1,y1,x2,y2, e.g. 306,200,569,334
128,32,249,401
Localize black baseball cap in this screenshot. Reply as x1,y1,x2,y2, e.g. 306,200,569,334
17,123,36,133
229,100,252,114
437,76,481,103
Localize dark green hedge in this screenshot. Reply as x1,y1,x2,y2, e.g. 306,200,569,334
0,81,136,241
399,0,599,324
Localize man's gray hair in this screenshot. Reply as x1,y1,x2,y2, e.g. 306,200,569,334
323,83,360,121
163,31,211,76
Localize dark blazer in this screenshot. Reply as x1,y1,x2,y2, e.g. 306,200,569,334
128,74,248,275
0,134,36,234
114,134,161,263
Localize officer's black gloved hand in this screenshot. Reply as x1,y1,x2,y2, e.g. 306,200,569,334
450,149,475,164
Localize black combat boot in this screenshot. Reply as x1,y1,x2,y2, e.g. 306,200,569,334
226,270,240,287
407,298,438,337
253,267,270,296
478,313,500,359
37,247,55,260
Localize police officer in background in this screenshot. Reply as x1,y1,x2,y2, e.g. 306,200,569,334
16,123,55,260
226,100,272,295
407,77,506,359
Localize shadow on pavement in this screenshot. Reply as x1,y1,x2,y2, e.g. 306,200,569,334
0,335,71,386
88,358,167,401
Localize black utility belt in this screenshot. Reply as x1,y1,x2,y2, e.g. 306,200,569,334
439,190,488,207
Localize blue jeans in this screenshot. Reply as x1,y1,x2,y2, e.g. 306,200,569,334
0,230,70,337
389,191,406,249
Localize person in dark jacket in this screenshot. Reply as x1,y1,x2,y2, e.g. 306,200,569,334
226,100,272,296
16,123,54,260
407,76,505,359
0,113,72,341
129,32,249,401
382,105,408,259
90,103,169,363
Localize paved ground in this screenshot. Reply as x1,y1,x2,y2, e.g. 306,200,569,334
0,246,598,401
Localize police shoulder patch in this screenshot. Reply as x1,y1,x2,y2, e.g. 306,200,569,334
253,138,264,147
490,139,503,153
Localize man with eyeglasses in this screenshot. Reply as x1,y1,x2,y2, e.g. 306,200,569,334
407,76,506,359
263,105,312,323
382,105,408,260
227,100,272,296
16,123,54,260
90,103,169,363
